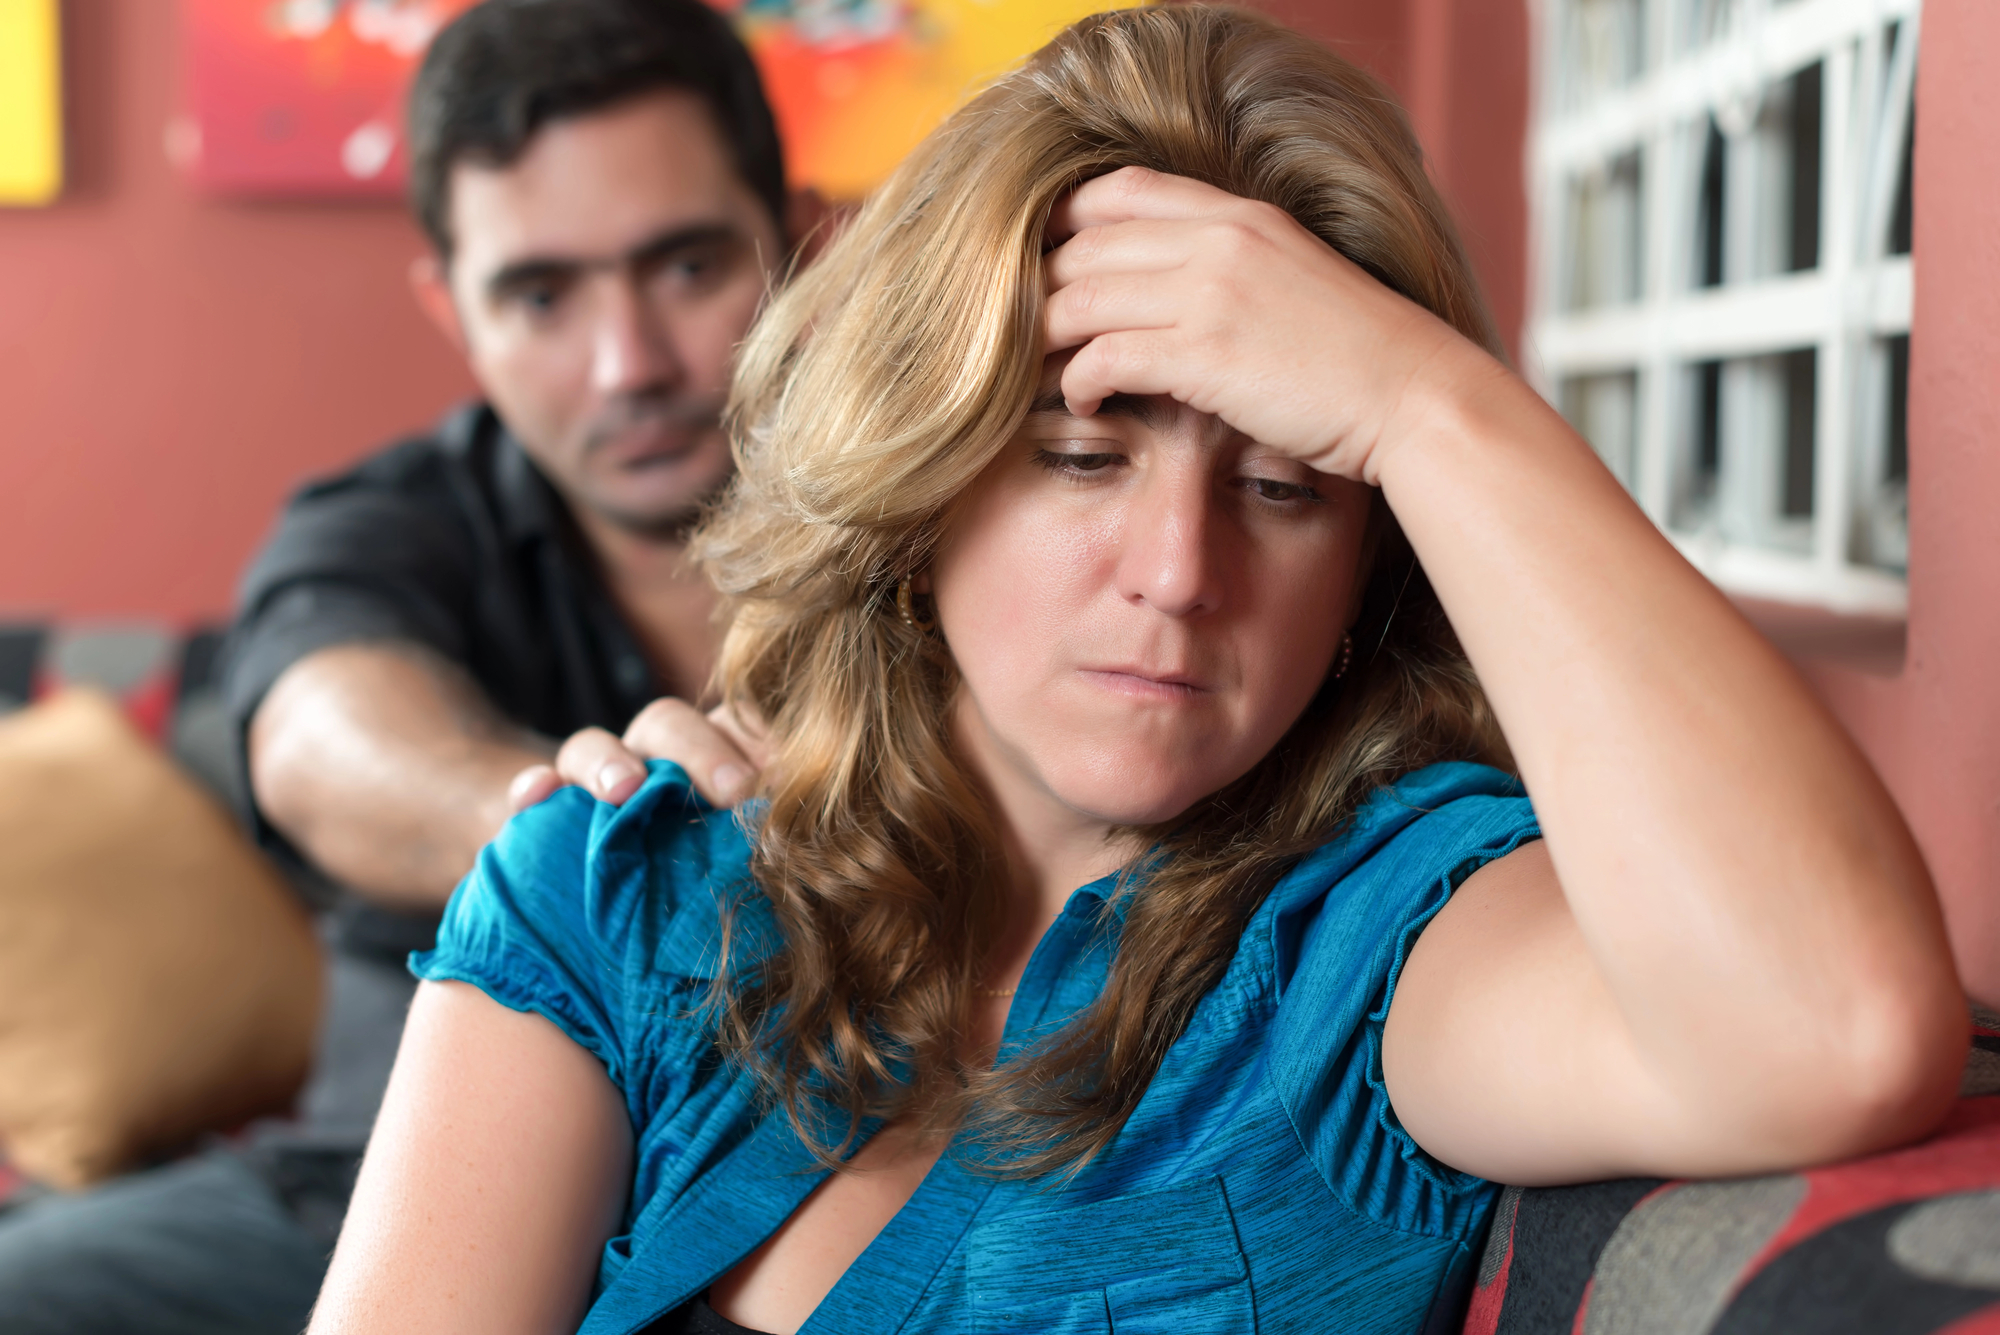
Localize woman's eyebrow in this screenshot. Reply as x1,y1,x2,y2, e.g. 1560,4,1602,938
1026,391,1165,425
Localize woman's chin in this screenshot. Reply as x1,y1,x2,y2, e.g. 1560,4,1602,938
1049,773,1226,830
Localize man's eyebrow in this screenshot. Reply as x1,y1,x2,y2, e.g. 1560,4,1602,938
1025,390,1172,429
485,256,579,300
484,222,746,299
626,222,746,269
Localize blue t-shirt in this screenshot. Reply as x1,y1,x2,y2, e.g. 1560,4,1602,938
413,760,1539,1335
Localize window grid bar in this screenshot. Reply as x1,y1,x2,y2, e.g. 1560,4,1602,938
1533,0,1918,175
1525,0,1916,616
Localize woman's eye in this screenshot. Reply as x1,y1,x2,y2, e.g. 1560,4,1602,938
1034,449,1123,477
1245,476,1322,504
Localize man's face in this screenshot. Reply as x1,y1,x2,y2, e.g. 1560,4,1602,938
438,91,781,535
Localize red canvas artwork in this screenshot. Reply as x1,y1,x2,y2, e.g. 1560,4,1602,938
179,0,477,196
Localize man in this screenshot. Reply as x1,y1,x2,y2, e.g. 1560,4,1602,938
0,3,791,1330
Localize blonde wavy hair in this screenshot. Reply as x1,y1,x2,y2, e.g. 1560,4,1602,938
693,3,1508,1176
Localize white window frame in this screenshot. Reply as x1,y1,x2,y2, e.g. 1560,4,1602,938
1525,0,1918,616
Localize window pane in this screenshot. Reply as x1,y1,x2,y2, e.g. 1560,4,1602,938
1678,359,1724,526
1567,149,1644,309
1564,0,1647,107
1853,335,1910,571
1788,63,1822,272
1695,119,1725,288
1887,111,1914,257
1561,371,1642,491
1674,349,1816,552
1679,0,1737,52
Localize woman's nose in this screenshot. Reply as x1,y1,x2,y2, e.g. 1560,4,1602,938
1114,470,1225,618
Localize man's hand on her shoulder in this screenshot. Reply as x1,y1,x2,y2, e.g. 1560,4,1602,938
508,699,770,813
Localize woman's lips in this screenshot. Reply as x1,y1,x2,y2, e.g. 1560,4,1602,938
1078,667,1213,700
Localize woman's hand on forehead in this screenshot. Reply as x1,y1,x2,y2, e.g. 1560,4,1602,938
1043,166,1489,486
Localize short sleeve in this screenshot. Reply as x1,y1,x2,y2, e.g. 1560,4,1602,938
409,762,748,1090
220,478,479,732
410,786,661,1093
1266,763,1541,1241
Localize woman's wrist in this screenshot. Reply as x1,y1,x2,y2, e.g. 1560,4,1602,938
1360,335,1521,494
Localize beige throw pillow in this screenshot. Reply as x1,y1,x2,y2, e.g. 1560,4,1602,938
0,689,322,1188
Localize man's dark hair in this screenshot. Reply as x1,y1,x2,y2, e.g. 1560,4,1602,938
409,0,787,257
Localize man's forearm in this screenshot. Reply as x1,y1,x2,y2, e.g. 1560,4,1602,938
250,643,555,909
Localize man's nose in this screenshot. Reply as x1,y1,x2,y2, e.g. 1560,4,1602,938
589,277,683,396
1115,468,1225,618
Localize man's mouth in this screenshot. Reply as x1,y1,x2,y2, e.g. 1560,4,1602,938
588,415,720,471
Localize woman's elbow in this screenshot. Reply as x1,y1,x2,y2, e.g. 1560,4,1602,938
1779,977,1969,1166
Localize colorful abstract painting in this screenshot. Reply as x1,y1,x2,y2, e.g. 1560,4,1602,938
179,0,477,195
726,0,1118,199
0,0,63,206
178,0,1119,200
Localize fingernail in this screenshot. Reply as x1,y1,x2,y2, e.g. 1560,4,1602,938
597,763,633,796
713,763,750,795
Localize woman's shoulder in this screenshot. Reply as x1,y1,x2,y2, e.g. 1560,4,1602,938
1249,761,1538,1236
410,762,756,1069
459,760,750,944
1256,759,1541,1065
1273,760,1537,919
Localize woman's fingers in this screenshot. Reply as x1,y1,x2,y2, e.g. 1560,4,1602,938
1044,270,1187,353
1047,166,1238,241
1043,219,1197,292
1057,329,1186,419
622,697,761,806
1041,167,1473,478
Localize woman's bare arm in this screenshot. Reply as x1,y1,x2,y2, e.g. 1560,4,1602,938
1372,362,1965,1183
309,981,633,1335
1042,166,1967,1184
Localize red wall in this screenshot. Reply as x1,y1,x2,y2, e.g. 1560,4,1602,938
0,0,1526,626
1800,0,2000,1004
0,0,474,624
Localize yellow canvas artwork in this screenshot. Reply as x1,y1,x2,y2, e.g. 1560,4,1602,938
0,0,62,205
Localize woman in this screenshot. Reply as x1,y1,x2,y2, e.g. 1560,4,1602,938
312,8,1967,1334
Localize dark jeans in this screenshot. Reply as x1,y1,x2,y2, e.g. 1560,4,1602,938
0,1150,328,1335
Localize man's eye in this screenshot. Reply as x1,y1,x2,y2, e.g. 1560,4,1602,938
504,284,565,316
652,245,734,291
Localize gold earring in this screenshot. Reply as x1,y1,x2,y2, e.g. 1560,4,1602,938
1331,632,1355,680
896,576,937,632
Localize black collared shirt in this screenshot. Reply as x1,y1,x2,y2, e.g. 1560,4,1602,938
221,403,665,955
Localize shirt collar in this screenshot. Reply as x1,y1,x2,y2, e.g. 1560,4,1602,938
491,420,566,548
441,401,568,549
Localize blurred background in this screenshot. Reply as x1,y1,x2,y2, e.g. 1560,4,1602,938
0,0,1526,628
1,0,1997,992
